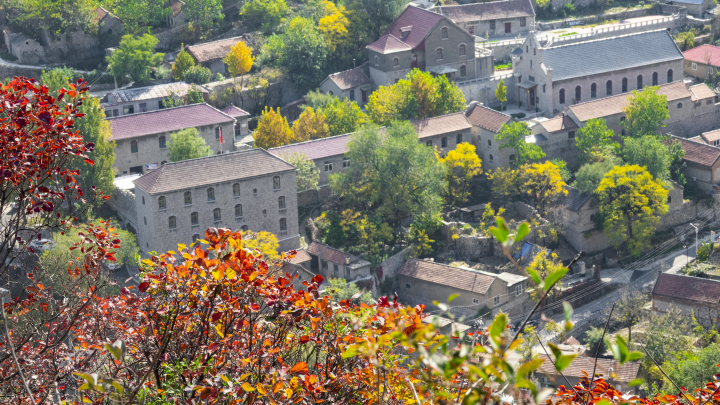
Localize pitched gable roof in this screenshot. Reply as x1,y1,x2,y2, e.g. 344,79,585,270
221,104,250,118
106,103,234,141
367,6,443,53
673,135,720,168
269,133,352,161
437,0,535,23
537,113,578,133
543,30,683,82
683,44,720,67
306,241,354,265
399,258,497,294
412,112,472,139
325,66,372,90
186,36,245,63
133,149,295,194
689,83,716,101
653,273,720,304
366,34,412,53
93,6,118,24
465,103,512,133
537,355,640,383
700,129,720,144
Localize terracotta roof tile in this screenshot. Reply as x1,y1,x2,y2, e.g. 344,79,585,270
169,0,184,16
269,133,351,161
538,114,578,133
289,249,312,264
367,6,443,53
133,149,295,194
563,336,581,346
568,81,690,122
412,112,472,139
186,36,245,63
537,355,640,383
701,129,720,144
674,136,720,168
106,103,234,141
437,0,535,23
465,103,512,133
92,6,112,24
653,273,720,304
689,84,716,101
399,258,496,294
326,67,372,90
221,104,250,118
306,241,354,265
683,44,720,67
366,34,412,54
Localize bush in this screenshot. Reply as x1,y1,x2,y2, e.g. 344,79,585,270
698,242,714,262
183,65,212,85
510,112,526,119
584,326,608,353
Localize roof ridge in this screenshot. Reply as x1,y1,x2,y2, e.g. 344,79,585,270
269,132,354,150
570,80,684,108
105,102,234,122
545,29,670,50
309,241,354,257
407,257,496,277
413,111,467,122
330,65,369,77
675,134,720,149
470,103,512,117
109,81,195,93
187,35,244,47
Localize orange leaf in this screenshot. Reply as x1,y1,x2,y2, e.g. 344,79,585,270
290,362,308,375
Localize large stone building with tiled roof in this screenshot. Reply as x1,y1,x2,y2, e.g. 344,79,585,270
435,0,536,38
652,273,720,327
132,149,300,255
269,133,353,189
412,112,473,156
186,36,246,76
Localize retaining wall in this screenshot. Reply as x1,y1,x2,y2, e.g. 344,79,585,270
457,73,518,108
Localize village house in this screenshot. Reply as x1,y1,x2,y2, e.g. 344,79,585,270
269,133,352,190
530,113,580,168
652,273,720,327
413,112,473,156
683,44,720,82
305,241,372,282
435,0,536,38
535,355,641,393
132,149,300,255
186,36,246,76
674,135,720,191
166,0,186,27
464,102,514,171
106,103,235,176
280,249,320,291
101,82,209,117
665,0,715,17
93,6,123,47
220,104,251,140
319,63,373,107
513,30,684,115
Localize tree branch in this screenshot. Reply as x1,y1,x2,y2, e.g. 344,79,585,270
2,305,37,405
535,331,579,394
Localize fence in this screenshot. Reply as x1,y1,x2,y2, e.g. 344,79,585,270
545,14,679,47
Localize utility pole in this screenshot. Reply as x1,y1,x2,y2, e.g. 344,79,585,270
690,223,698,258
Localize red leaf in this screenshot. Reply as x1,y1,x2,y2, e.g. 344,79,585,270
290,362,308,375
138,282,150,293
208,343,219,353
83,158,94,166
211,312,222,321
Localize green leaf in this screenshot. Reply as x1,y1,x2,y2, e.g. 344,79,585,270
342,346,358,359
564,320,574,332
111,381,124,393
628,378,645,387
517,358,545,379
514,222,530,243
626,351,643,362
105,340,125,361
448,294,459,303
490,217,509,243
543,268,568,291
515,378,537,395
78,382,92,391
555,353,578,372
563,302,573,322
490,313,507,345
547,342,562,359
526,267,541,286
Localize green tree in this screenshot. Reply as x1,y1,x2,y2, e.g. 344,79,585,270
183,65,212,85
572,157,619,194
305,89,340,110
676,31,695,51
576,118,617,164
256,34,285,68
40,66,76,95
622,135,671,181
293,107,329,141
324,212,347,247
283,17,329,94
642,307,695,365
167,128,213,162
667,136,687,185
353,0,405,39
321,98,367,136
107,34,164,85
240,0,289,34
551,159,571,182
621,86,670,138
488,167,520,204
597,165,669,256
495,122,545,168
584,326,609,355
495,78,507,111
183,0,224,35
612,290,647,342
282,152,319,191
105,0,170,34
172,46,195,80
325,278,373,304
657,344,720,395
330,121,447,227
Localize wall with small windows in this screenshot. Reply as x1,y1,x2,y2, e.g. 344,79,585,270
420,127,473,157
471,126,516,171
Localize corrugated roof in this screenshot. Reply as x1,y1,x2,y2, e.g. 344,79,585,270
326,67,372,90
437,0,535,23
412,112,472,139
269,133,352,161
399,258,497,294
543,30,683,82
674,135,720,168
672,0,706,5
653,273,720,304
186,36,245,63
133,149,295,194
536,355,640,383
683,44,720,66
689,83,716,101
104,82,206,104
367,5,443,53
221,104,250,118
465,103,512,133
106,103,234,140
568,81,690,122
538,114,578,133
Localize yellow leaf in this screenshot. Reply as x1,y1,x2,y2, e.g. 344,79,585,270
242,382,255,392
212,267,224,280
215,323,224,338
256,383,267,395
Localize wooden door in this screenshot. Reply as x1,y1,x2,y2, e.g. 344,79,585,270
505,22,511,33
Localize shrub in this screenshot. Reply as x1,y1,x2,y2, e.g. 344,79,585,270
183,65,212,84
698,242,713,262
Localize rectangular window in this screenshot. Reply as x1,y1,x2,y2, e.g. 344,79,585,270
405,283,410,289
273,176,281,190
490,20,495,30
324,161,333,172
343,158,351,168
139,103,147,112
426,140,432,146
207,188,215,201
568,131,575,139
516,284,524,295
113,109,119,117
493,295,500,306
441,137,447,148
692,62,698,70
123,105,134,115
472,298,479,304
520,17,526,27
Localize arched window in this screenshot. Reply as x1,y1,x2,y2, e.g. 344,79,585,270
441,27,448,39
622,77,628,93
158,196,166,209
456,133,463,144
652,71,658,86
213,208,221,222
606,80,612,96
279,218,287,231
489,154,494,163
460,65,467,77
191,212,198,225
591,83,597,98
168,216,176,229
235,204,243,218
349,89,355,101
232,183,240,196
273,176,280,189
374,56,379,66
159,135,166,149
207,187,215,201
677,102,683,108
241,225,249,232
487,139,492,147
393,57,399,67
667,69,674,83
131,140,138,153
637,75,643,90
559,89,565,104
184,191,192,205
436,48,443,60
575,86,581,102
459,44,466,56
278,196,286,209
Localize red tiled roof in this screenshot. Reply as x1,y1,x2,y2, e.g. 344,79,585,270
674,136,720,168
563,336,581,346
106,103,234,141
536,355,640,383
269,133,351,161
133,149,295,194
465,103,512,133
367,34,412,54
437,0,535,23
306,241,354,265
683,44,720,67
289,249,312,264
653,273,720,304
399,258,496,294
92,6,110,24
538,114,578,133
689,84,716,101
700,129,720,144
412,112,472,139
221,104,250,118
186,36,245,63
326,67,372,90
367,6,443,53
169,0,184,17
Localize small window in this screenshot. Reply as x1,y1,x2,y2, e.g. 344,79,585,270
279,217,287,231
253,188,258,195
159,135,166,149
213,208,221,222
520,17,526,27
168,216,176,230
559,89,565,104
184,191,192,205
490,20,495,30
509,154,516,163
526,46,528,53
677,102,683,109
113,109,118,117
393,57,399,67
235,204,243,218
278,196,286,209
161,161,167,165
459,44,466,56
534,48,536,56
144,216,147,225
591,83,597,99
460,65,467,77
131,140,138,153
343,158,351,168
324,161,333,172
606,80,612,96
192,234,200,243
516,284,524,295
191,212,198,225
489,154,494,163
436,48,443,60
158,196,166,209
441,27,448,39
241,225,248,232
637,75,643,90
405,283,411,289
472,298,480,304
426,140,432,146
273,176,280,190
349,89,355,101
493,295,500,306
374,56,379,66
622,77,628,93
668,195,673,203
568,131,575,139
456,133,462,144
487,139,492,147
713,140,718,146
575,86,581,102
709,99,713,105
652,71,658,86
441,137,448,148
668,69,674,83
530,60,532,68
142,196,145,205
123,105,134,115
215,126,221,140
139,103,147,112
469,25,474,35
233,183,240,196
692,62,698,70
207,187,215,201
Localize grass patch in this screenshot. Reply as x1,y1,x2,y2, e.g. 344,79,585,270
0,52,18,62
494,63,512,70
559,32,578,37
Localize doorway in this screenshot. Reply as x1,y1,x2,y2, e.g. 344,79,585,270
505,22,511,33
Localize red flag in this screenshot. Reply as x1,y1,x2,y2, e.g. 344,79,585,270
219,127,223,144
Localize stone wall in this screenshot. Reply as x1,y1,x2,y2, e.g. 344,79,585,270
457,73,518,108
297,186,333,207
377,247,411,289
653,296,720,328
485,40,524,63
206,77,303,116
0,64,45,81
6,30,103,68
536,6,654,28
106,187,138,232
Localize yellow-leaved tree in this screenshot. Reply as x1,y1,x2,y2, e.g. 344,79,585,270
519,161,568,213
488,167,521,205
254,107,294,149
224,41,255,78
438,142,483,206
240,230,281,261
293,106,329,142
527,251,565,301
318,0,350,53
597,164,669,257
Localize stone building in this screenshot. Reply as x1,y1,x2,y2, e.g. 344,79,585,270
512,30,684,115
683,44,720,82
674,135,720,191
132,149,300,255
93,6,123,47
530,113,580,168
652,273,720,328
464,102,514,171
318,63,373,107
412,112,473,156
220,104,251,139
665,0,715,17
535,355,641,393
166,0,186,27
305,241,372,282
366,5,480,86
101,82,209,117
435,0,536,38
107,103,235,176
186,36,246,76
269,133,352,189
